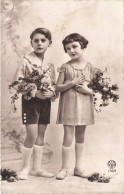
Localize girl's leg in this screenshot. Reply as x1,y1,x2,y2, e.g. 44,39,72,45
56,125,74,180
32,124,54,178
18,124,38,180
74,125,88,178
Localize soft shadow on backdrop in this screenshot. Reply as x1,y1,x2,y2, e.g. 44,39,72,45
1,0,124,181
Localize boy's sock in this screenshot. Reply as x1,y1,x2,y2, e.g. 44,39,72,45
75,143,84,170
32,144,44,171
32,144,54,178
18,146,33,180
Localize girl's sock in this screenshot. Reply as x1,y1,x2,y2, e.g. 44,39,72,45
62,145,71,170
75,143,84,170
18,146,33,180
32,144,44,171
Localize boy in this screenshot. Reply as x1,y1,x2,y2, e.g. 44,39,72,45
14,28,56,180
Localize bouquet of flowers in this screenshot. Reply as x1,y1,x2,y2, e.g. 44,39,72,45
87,68,119,113
1,168,19,182
88,172,118,183
9,68,54,112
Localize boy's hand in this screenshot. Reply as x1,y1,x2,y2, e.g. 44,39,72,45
42,89,54,99
35,90,47,99
72,75,85,86
51,92,59,102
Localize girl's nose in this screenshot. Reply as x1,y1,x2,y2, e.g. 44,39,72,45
70,48,74,52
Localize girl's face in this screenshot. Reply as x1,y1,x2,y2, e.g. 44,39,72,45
65,41,83,60
31,33,51,54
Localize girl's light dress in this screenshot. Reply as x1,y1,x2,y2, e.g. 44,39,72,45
57,61,98,126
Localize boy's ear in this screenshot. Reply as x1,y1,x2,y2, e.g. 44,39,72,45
48,40,52,47
30,41,33,47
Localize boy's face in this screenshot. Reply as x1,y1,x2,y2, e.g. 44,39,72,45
31,33,51,54
65,41,83,60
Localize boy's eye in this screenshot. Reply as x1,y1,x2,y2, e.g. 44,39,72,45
41,39,46,42
34,39,39,43
33,39,46,43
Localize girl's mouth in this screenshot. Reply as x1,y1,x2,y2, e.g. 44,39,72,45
37,48,43,50
71,54,76,57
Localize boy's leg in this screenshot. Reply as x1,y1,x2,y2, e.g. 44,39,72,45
18,124,38,180
74,125,89,178
32,124,54,178
56,125,74,180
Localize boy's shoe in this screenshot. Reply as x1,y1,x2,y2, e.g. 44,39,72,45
74,168,90,178
18,168,29,180
56,169,67,180
30,169,54,178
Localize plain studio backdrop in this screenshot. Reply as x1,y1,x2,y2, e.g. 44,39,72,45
1,0,124,191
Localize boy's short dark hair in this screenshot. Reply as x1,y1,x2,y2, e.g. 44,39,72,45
62,33,88,53
30,28,52,41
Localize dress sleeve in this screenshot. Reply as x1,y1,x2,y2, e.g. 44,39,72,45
57,63,66,73
89,63,101,80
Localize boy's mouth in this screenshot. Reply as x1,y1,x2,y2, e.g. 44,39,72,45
37,47,43,50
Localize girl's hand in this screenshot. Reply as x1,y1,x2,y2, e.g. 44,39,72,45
42,89,54,99
72,75,85,86
35,90,47,99
74,84,93,94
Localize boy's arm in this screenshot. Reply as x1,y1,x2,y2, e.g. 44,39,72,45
12,60,25,91
50,64,59,101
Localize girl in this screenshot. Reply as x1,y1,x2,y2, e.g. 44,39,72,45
13,28,56,180
56,33,98,180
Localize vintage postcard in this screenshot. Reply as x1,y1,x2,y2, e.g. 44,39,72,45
1,0,124,193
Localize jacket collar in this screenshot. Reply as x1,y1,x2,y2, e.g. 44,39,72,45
24,51,51,70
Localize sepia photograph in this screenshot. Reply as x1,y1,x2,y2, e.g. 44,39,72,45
1,0,124,193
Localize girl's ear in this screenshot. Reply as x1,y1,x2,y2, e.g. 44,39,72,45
48,40,52,47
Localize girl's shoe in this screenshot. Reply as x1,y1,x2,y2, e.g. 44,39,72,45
56,169,67,180
74,168,90,178
30,169,54,178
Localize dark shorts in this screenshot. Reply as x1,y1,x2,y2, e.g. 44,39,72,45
22,97,51,124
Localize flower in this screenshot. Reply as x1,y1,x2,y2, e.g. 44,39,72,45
9,68,54,112
88,68,119,113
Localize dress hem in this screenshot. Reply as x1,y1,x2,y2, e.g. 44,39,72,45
56,122,95,126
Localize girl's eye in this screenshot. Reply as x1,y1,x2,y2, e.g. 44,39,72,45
66,47,70,51
72,45,77,49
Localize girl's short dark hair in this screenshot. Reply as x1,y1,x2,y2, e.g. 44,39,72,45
62,33,88,52
30,28,52,41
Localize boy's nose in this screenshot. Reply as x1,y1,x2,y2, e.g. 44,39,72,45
38,41,42,45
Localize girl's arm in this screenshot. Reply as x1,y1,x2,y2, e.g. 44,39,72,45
56,71,85,92
75,82,93,95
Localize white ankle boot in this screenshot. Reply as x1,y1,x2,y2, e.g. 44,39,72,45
31,144,54,178
18,146,33,180
56,145,71,180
